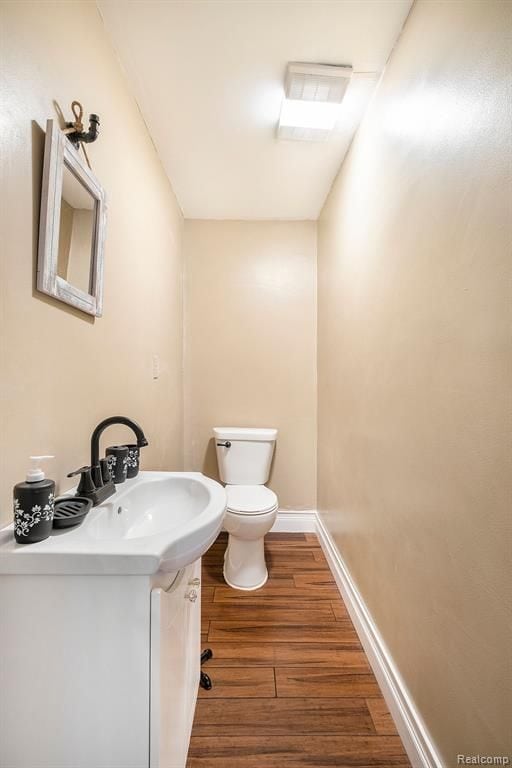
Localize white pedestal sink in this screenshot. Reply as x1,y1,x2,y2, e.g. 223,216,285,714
0,472,226,768
0,471,227,575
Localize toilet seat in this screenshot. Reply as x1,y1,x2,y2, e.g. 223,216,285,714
226,484,278,515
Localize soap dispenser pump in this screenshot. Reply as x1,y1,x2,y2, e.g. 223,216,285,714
13,456,55,544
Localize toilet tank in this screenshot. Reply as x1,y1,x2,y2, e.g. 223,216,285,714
213,427,277,485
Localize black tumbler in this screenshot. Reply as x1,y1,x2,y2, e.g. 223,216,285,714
125,444,140,479
105,446,129,484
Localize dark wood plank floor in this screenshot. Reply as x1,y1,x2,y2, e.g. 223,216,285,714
188,532,411,768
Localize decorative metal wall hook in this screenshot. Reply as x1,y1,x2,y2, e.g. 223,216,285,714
64,101,100,163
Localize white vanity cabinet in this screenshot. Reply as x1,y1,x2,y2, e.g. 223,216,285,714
0,471,226,768
150,558,202,768
0,560,202,768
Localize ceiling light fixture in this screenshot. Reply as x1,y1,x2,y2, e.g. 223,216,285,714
278,62,352,142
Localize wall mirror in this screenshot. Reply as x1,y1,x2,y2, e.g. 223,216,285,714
37,119,107,316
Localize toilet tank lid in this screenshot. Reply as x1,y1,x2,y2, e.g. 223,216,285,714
213,427,278,442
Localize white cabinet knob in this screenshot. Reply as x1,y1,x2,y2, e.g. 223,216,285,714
185,589,198,603
188,578,200,587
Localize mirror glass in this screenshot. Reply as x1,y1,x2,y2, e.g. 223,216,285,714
56,163,96,294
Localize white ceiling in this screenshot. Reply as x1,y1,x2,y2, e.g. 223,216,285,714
98,0,412,220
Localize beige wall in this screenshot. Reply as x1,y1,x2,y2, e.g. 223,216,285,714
2,2,510,761
318,0,512,763
0,0,184,525
184,220,316,510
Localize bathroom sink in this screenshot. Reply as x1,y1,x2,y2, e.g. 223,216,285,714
87,477,214,541
0,472,226,575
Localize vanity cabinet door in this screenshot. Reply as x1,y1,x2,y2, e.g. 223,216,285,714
150,560,201,768
184,558,201,729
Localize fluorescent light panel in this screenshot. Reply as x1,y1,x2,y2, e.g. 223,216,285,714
278,62,352,142
279,100,341,131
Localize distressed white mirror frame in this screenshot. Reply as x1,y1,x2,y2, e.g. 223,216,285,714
37,119,107,317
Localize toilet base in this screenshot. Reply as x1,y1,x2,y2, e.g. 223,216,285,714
222,506,277,591
223,564,268,592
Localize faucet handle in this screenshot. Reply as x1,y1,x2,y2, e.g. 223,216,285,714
67,466,95,495
91,464,104,489
100,458,111,484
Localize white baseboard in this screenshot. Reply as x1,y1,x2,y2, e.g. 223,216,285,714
315,513,444,768
271,509,318,533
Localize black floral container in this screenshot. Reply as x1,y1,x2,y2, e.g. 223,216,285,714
106,445,129,484
125,444,140,479
13,481,55,544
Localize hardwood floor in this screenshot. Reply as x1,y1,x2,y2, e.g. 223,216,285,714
187,532,411,768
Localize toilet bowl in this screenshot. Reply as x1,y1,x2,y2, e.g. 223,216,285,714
213,427,278,591
223,485,278,590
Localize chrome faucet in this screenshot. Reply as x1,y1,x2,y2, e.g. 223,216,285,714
68,416,149,506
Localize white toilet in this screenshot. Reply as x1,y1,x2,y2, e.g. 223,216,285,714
213,427,278,590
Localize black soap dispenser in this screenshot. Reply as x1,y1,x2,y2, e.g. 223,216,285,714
13,456,55,544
